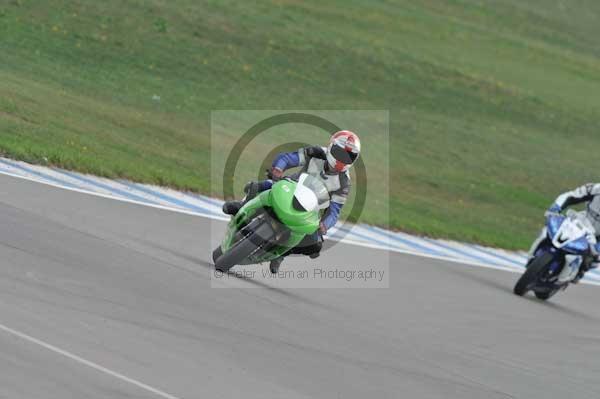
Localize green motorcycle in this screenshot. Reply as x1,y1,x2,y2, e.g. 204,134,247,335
213,173,330,272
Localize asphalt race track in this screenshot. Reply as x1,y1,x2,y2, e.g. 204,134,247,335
1,173,600,399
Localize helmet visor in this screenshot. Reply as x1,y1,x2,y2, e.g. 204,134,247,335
330,144,358,165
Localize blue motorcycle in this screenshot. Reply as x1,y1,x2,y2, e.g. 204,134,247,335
514,211,594,300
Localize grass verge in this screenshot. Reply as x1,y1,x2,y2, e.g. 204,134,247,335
2,0,600,249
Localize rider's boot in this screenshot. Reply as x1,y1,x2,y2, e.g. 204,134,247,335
574,260,599,284
572,270,585,284
572,265,590,284
270,256,284,274
221,181,261,216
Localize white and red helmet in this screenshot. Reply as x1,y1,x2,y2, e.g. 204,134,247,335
326,130,361,173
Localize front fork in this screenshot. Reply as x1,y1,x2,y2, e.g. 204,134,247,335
527,227,548,265
222,193,306,261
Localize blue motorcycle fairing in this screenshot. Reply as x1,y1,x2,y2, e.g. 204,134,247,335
530,248,564,292
563,236,590,254
534,244,563,274
523,216,591,294
545,215,590,255
546,215,565,238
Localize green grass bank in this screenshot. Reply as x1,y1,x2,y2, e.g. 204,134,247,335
2,0,600,249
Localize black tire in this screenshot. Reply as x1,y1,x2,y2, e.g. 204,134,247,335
214,220,276,273
212,246,223,264
514,252,554,296
534,288,558,300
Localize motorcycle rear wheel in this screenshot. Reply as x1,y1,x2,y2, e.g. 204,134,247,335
514,252,554,296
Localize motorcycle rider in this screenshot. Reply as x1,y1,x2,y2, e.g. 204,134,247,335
222,130,361,274
531,183,600,283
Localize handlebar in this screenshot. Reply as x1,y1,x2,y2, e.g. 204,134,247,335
265,168,289,182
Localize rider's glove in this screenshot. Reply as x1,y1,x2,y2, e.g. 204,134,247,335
544,203,562,218
318,222,328,236
270,167,284,181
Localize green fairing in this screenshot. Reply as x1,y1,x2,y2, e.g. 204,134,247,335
220,180,320,264
270,181,320,235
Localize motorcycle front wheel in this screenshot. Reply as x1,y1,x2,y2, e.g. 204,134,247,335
534,288,559,300
214,218,276,273
514,252,554,296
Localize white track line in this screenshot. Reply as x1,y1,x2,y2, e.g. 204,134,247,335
0,322,183,399
2,166,600,286
0,169,228,221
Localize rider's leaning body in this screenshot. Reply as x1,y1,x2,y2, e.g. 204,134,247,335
222,130,361,274
530,183,600,282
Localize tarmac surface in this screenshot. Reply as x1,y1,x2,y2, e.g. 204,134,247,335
1,173,599,398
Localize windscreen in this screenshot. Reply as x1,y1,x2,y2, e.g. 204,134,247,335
299,174,330,208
